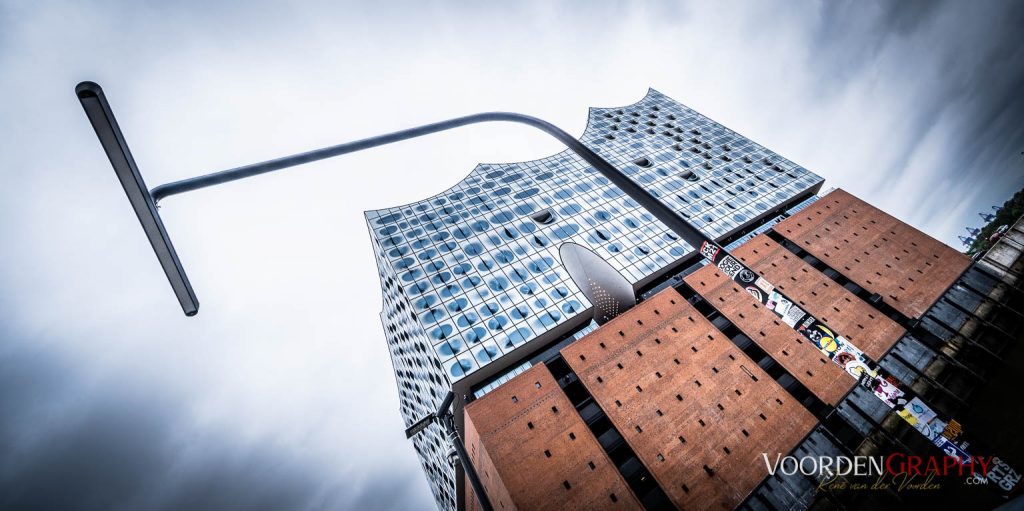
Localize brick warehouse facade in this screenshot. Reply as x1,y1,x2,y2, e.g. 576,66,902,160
560,290,816,510
365,90,827,510
459,188,1024,510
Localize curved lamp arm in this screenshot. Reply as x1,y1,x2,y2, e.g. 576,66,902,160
75,81,711,317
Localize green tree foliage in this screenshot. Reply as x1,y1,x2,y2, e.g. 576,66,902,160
968,187,1024,254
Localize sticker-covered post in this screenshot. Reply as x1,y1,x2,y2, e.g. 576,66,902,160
694,239,1022,495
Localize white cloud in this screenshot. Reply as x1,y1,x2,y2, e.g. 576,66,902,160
0,0,1021,508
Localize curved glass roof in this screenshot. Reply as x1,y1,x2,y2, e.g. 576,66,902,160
367,88,822,383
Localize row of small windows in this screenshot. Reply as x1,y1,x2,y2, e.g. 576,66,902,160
371,94,819,384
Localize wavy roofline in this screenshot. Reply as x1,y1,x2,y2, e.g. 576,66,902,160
363,88,664,220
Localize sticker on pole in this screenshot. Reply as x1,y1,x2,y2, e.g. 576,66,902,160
699,241,720,262
716,255,744,279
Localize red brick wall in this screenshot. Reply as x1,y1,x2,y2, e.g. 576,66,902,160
771,189,970,319
685,266,853,406
561,289,816,510
728,234,905,360
464,363,641,511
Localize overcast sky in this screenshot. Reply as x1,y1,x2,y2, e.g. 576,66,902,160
1,1,1022,510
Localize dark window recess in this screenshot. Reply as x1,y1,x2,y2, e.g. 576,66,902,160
531,209,556,225
673,281,830,419
764,229,988,380
546,354,674,510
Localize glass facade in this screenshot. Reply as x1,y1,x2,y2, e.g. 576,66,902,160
365,89,823,511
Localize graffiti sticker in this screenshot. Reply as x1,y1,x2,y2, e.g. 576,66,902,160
835,343,876,379
782,303,806,328
988,458,1023,492
935,436,971,465
872,376,904,408
699,241,720,262
942,420,963,442
806,324,839,353
717,255,744,279
754,277,773,293
737,268,756,284
904,397,947,442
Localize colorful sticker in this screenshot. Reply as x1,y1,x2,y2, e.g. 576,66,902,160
804,323,838,353
904,397,947,442
835,343,876,379
935,436,971,465
704,247,1020,497
942,420,963,442
798,315,816,331
871,376,904,408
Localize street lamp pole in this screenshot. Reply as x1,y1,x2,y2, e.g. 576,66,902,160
76,81,711,317
405,391,493,511
77,81,1022,500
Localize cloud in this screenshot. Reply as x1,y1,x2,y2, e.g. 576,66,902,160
794,0,1024,237
0,336,427,511
0,1,1022,510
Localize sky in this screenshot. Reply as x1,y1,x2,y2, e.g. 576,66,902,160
1,0,1022,509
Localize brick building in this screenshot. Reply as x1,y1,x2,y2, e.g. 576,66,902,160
460,188,1023,510
366,89,826,510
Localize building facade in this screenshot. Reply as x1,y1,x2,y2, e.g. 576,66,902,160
462,190,1024,510
365,89,824,510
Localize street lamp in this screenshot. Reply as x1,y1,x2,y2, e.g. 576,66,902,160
76,80,710,318
76,82,198,315
405,391,493,511
77,82,1020,501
